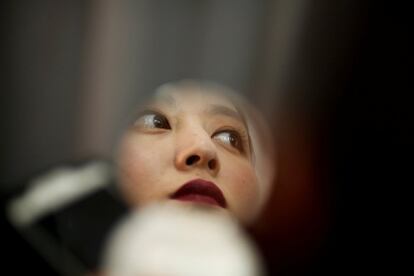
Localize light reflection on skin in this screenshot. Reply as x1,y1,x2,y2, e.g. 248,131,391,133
115,81,275,225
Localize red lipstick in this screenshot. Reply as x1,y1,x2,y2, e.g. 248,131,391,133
170,179,227,208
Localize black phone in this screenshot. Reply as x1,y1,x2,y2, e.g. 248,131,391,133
1,161,128,275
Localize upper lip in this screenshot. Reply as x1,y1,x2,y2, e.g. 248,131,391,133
170,179,227,208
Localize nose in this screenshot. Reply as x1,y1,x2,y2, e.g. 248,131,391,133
174,128,220,175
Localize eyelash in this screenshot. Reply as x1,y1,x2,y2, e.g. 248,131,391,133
212,128,248,154
133,110,171,130
133,110,249,154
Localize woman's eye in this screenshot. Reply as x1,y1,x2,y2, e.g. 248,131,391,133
213,130,244,153
134,112,171,129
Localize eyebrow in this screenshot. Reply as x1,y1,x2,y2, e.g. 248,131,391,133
153,94,243,124
205,104,244,125
207,104,254,160
153,93,177,108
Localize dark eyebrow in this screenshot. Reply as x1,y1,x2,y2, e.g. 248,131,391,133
206,104,244,124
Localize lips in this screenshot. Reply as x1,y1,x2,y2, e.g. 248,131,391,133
170,179,227,208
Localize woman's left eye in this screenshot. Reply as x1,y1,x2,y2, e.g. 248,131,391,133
213,130,244,153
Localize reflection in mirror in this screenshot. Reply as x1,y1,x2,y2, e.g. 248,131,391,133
115,80,276,226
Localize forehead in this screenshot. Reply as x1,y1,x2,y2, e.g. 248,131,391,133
152,86,237,111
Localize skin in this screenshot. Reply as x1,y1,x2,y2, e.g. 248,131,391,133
115,84,269,224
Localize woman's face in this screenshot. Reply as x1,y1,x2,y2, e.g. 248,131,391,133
116,87,262,224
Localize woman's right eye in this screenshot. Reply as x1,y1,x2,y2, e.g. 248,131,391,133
134,111,171,130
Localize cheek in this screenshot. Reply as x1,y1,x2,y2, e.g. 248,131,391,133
220,157,260,222
116,135,171,205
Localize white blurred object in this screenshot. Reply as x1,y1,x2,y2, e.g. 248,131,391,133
7,161,112,227
102,203,265,276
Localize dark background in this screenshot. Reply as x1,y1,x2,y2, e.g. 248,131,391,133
1,0,409,275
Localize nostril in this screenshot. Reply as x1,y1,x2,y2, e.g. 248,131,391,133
208,159,217,170
186,155,200,166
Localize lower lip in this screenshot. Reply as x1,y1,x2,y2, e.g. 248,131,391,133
172,194,221,207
